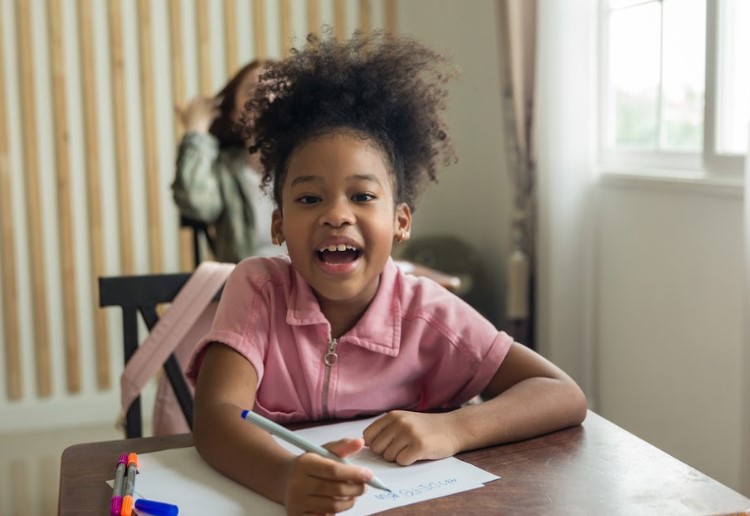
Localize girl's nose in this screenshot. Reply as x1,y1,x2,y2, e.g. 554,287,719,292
320,198,355,227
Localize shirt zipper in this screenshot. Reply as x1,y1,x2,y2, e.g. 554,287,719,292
321,338,338,419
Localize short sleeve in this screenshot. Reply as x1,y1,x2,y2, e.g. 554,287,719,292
409,293,514,410
425,331,513,409
186,259,274,385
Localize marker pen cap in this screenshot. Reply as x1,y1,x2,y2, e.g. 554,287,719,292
120,496,134,516
135,498,179,516
110,497,122,516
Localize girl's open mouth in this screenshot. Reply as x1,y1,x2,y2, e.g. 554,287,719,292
317,244,362,264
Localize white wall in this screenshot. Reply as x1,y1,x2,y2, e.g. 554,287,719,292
398,0,512,328
596,178,744,490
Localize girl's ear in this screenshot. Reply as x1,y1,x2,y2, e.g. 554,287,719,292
394,203,412,243
271,209,285,245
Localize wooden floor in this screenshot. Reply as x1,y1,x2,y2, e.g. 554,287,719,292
0,423,121,516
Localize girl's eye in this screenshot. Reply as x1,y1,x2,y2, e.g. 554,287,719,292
297,195,321,204
352,192,376,202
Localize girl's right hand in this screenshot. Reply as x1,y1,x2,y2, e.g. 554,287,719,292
283,438,372,515
175,96,219,133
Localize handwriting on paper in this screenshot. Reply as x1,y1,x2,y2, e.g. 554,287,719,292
373,478,459,501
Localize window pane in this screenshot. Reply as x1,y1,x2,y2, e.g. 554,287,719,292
660,0,705,152
716,0,750,155
609,3,661,149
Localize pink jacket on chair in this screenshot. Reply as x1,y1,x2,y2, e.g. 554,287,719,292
119,261,235,435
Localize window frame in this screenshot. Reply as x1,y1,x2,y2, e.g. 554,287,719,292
598,0,745,182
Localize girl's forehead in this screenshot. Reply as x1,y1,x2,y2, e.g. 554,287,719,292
286,133,392,180
289,131,391,168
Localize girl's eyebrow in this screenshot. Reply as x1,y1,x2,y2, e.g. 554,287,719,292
289,174,382,187
289,175,318,187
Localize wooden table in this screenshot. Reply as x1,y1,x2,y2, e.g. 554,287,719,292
59,411,750,515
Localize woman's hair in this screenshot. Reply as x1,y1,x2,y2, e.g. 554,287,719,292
247,30,457,210
209,60,266,148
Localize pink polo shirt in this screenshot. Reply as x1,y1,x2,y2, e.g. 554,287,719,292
188,256,512,424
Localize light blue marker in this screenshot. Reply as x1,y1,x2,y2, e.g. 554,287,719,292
240,409,392,492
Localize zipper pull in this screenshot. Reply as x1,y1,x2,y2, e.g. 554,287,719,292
324,338,338,366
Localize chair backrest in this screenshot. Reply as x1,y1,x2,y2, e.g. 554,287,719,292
180,215,216,266
99,271,217,438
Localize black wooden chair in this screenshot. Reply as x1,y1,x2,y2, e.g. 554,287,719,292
180,215,216,267
100,272,195,438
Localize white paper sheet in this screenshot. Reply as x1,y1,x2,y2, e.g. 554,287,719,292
115,417,499,515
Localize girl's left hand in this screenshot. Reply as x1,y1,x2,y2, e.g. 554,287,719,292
362,411,463,466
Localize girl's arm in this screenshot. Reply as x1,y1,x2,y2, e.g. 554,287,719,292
193,343,373,514
171,130,224,223
363,342,588,465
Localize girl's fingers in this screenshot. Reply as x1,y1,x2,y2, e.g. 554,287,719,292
395,446,422,466
307,475,367,498
322,437,365,458
381,436,410,463
300,452,372,483
364,421,398,455
362,414,392,444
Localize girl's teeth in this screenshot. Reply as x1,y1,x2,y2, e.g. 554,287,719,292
321,244,355,252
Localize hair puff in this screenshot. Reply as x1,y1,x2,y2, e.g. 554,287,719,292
246,29,457,210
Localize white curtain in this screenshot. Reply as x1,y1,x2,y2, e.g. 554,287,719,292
534,0,597,396
743,132,750,495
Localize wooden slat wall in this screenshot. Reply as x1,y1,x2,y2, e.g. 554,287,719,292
224,0,238,75
169,0,194,272
280,0,292,57
385,0,397,33
359,0,372,34
0,0,396,412
253,0,267,59
137,0,163,273
308,0,321,35
196,0,212,95
78,0,111,389
0,0,21,400
334,0,346,41
47,0,81,393
17,0,52,397
108,0,135,276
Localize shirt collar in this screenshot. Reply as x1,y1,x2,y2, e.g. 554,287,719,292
286,258,402,356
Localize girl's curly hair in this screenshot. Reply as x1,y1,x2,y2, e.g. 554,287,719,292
210,60,266,149
245,29,457,211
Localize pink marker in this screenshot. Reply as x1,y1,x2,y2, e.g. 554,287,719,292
110,453,128,516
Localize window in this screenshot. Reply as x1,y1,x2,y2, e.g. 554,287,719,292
600,0,749,177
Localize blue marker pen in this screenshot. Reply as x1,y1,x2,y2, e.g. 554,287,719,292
135,498,179,516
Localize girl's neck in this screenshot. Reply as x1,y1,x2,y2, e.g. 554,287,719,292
318,298,371,339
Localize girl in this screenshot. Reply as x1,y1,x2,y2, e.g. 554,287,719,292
172,60,280,262
189,31,587,515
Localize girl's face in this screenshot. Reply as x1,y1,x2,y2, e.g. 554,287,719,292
272,132,411,317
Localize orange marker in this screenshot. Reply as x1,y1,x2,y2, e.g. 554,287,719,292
120,453,138,516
